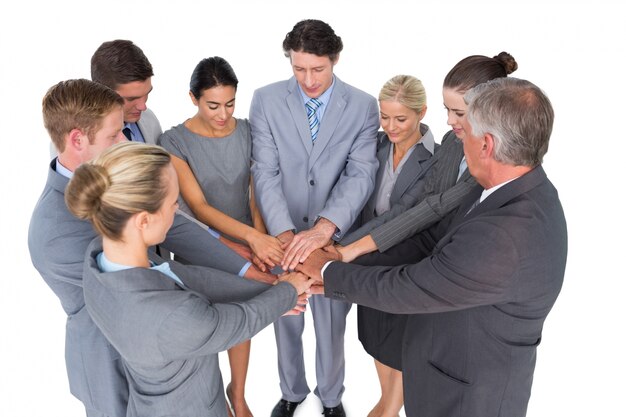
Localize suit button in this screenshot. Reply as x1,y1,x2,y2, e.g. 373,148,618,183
303,216,309,222
309,180,315,185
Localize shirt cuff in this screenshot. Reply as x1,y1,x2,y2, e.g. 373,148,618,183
207,227,221,239
238,262,252,277
321,260,335,279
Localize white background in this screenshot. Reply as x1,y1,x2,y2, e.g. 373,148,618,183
1,1,624,416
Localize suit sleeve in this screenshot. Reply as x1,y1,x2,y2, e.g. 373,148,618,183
249,90,296,236
161,213,248,275
157,282,297,359
325,217,519,314
318,96,379,238
370,177,476,251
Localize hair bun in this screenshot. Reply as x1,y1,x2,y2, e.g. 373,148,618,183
494,52,518,75
65,163,111,220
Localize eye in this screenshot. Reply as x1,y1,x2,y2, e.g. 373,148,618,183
397,118,406,123
209,105,219,110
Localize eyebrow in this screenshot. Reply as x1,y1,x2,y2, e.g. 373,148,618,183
206,98,236,105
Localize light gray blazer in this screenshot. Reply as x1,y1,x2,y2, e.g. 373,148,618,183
325,166,567,417
137,108,162,144
250,76,379,238
28,161,250,416
370,131,477,251
83,238,297,417
340,126,437,245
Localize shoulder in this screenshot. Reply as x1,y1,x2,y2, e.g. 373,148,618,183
253,79,291,98
158,123,187,145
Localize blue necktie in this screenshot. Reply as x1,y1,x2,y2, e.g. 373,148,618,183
306,98,322,143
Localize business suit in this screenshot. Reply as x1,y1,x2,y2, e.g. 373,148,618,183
136,108,162,144
83,238,297,417
250,75,378,406
338,125,436,370
370,130,476,252
323,166,567,417
28,160,251,417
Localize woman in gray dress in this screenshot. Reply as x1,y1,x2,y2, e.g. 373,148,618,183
158,57,282,417
65,142,313,417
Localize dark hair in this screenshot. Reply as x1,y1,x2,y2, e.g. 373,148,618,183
282,19,343,62
443,52,518,93
91,40,154,89
189,56,239,99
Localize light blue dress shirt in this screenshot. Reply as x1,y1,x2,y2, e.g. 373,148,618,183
97,251,184,285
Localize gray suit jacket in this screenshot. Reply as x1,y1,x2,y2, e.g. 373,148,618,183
324,166,567,417
137,108,162,144
370,131,476,251
83,239,296,417
250,76,379,238
340,126,437,245
28,161,250,416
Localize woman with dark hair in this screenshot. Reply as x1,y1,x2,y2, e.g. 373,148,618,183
159,57,281,417
337,52,518,417
66,142,313,417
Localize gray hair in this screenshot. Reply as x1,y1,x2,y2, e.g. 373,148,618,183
464,77,554,167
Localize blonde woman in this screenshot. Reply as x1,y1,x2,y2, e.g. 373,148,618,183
66,142,313,417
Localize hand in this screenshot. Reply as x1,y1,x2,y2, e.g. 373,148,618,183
295,246,341,281
308,283,325,295
282,292,310,316
281,218,336,270
278,271,314,295
337,235,377,263
243,266,278,285
276,230,295,246
247,231,284,270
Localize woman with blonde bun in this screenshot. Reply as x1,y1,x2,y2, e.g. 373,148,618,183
66,141,314,417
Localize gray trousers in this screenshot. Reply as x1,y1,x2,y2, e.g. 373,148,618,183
274,294,352,407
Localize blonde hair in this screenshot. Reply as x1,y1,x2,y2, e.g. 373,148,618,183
378,75,427,114
42,79,123,153
65,142,172,240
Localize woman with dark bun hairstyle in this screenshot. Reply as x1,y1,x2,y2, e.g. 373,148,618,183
66,142,313,417
335,52,517,417
159,56,282,417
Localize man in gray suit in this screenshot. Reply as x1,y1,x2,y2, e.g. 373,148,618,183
250,19,379,417
28,79,268,417
90,39,162,144
299,77,567,417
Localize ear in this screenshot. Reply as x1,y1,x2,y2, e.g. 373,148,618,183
189,91,198,106
418,105,427,122
133,211,151,231
482,133,495,158
68,128,86,151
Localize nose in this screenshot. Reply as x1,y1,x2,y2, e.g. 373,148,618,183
446,110,456,126
304,71,315,88
115,131,126,143
218,106,228,119
135,96,148,112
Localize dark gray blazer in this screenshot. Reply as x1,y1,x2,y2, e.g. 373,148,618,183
27,161,251,416
340,126,436,245
83,239,296,417
370,131,476,251
324,166,568,417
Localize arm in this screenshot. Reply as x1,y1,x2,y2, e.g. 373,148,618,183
370,177,476,252
171,155,283,267
324,218,518,314
162,212,249,275
249,90,296,236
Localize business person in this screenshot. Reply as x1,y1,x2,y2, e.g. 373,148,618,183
159,56,283,417
250,19,379,417
65,141,314,417
299,77,567,417
28,79,268,417
91,39,161,144
338,74,435,417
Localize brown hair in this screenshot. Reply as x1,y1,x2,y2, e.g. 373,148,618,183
443,52,518,93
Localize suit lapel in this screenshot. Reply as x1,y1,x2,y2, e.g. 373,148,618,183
286,78,314,155
390,143,434,203
308,78,347,168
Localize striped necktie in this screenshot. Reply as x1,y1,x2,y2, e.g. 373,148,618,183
306,98,322,142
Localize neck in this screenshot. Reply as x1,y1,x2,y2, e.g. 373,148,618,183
482,164,532,189
57,152,80,173
102,236,150,268
186,115,235,138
